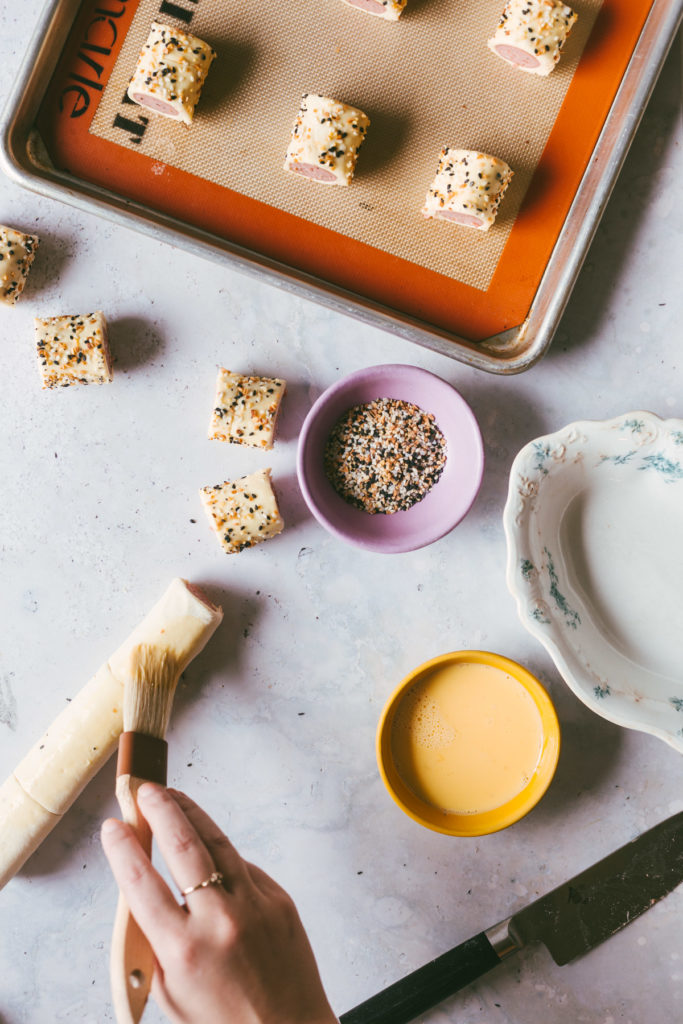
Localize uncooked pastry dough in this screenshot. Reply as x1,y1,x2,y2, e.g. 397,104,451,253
0,225,39,305
127,21,216,125
200,469,284,553
422,149,513,231
0,579,222,889
35,311,113,389
15,665,125,816
208,369,286,449
0,776,60,891
284,94,370,186
108,578,222,678
487,0,577,76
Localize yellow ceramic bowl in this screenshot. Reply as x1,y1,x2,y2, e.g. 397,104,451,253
376,650,560,837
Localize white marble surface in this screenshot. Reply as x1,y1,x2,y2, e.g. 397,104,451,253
0,5,682,1022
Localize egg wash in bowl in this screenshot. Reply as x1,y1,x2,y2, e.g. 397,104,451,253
377,651,560,836
391,661,544,814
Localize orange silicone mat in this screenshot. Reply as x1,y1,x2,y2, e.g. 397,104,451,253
36,0,654,343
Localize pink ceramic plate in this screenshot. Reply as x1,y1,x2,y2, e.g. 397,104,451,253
296,364,484,553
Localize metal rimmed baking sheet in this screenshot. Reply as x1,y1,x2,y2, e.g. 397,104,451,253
1,0,680,372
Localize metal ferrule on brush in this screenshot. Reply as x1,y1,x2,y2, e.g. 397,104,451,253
116,732,168,785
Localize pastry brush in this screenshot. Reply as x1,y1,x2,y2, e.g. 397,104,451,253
110,643,181,1024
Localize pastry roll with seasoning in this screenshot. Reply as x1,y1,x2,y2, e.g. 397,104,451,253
127,21,216,125
0,579,223,889
488,0,578,76
201,469,284,554
208,369,286,449
0,225,39,305
422,148,513,231
35,311,113,388
341,0,407,21
284,93,370,186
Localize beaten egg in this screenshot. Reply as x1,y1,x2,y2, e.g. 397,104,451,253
378,652,560,836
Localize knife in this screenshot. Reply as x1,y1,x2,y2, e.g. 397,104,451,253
340,811,683,1024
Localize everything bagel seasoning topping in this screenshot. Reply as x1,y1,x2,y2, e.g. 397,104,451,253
324,398,447,514
0,225,39,305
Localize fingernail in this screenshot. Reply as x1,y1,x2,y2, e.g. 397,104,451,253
138,782,162,802
102,818,124,836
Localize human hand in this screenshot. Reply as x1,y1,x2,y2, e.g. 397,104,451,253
101,784,338,1024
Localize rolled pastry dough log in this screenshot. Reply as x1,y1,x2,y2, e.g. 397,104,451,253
0,776,60,890
14,664,124,816
0,225,39,305
108,577,222,679
422,148,513,231
127,22,216,125
284,94,370,186
487,0,577,76
1,579,222,887
35,311,113,389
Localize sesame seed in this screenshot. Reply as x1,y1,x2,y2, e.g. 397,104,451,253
324,398,447,515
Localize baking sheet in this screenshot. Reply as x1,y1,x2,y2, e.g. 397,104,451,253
2,0,678,371
31,0,656,345
90,0,602,293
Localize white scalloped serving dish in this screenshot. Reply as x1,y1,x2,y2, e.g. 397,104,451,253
504,412,683,753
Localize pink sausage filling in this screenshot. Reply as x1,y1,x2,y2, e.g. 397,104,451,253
186,581,222,613
345,0,387,13
437,210,485,229
130,92,181,116
288,162,337,183
494,44,541,69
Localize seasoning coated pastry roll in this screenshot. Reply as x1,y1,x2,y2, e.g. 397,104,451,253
35,311,113,389
422,149,514,231
488,0,577,76
127,21,216,125
341,0,407,21
0,225,39,305
208,369,286,449
200,469,284,553
284,94,370,186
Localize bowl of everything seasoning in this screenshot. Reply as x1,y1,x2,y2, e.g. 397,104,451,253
297,364,484,552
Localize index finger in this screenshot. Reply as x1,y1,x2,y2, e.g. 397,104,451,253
101,818,186,952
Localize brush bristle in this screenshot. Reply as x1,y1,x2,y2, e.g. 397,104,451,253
123,644,180,738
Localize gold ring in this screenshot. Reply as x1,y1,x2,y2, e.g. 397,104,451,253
180,871,224,897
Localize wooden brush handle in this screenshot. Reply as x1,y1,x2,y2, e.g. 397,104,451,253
111,774,155,1024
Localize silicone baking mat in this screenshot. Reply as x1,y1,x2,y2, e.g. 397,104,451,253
36,0,654,342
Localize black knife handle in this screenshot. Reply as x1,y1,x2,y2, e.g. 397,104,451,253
339,932,501,1024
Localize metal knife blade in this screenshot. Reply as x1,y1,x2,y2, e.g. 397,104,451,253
340,811,683,1024
502,810,683,965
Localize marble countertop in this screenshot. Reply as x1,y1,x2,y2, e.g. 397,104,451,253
1,5,682,1022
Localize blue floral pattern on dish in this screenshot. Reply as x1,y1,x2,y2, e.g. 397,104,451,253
638,453,683,482
544,548,580,629
532,443,554,476
505,411,683,754
600,451,636,466
599,450,683,481
520,558,536,581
